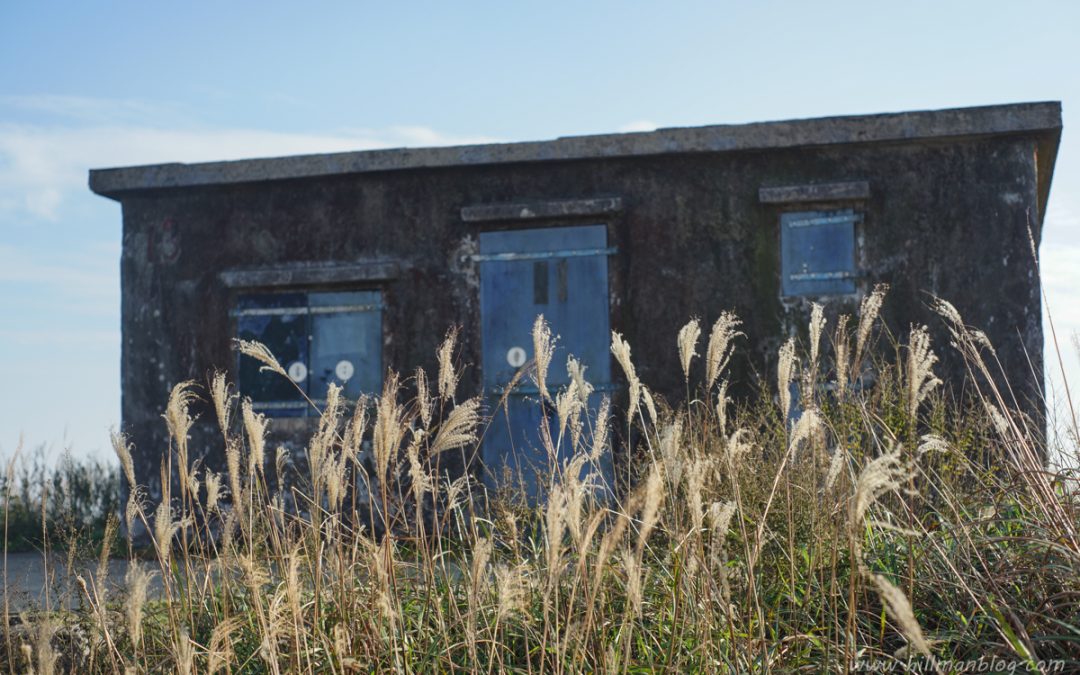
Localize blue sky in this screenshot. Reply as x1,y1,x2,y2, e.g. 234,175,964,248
2,1,1078,463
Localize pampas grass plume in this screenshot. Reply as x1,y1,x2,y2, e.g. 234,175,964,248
677,318,701,380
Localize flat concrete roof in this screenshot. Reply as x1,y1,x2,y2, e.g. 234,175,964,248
89,101,1061,203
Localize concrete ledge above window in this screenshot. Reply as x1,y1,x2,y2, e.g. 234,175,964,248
461,196,622,223
759,181,870,204
220,260,402,288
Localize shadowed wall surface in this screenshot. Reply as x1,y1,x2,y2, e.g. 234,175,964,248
91,102,1060,493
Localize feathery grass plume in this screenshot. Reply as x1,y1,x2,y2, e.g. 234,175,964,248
590,397,611,463
777,338,798,420
833,314,852,396
562,453,592,546
437,326,460,401
724,428,752,473
284,547,303,626
153,501,182,567
309,383,343,489
205,471,222,512
870,573,931,657
406,430,432,507
209,370,235,438
431,396,481,454
342,393,370,461
705,312,743,391
207,616,243,674
715,379,731,433
75,575,109,655
176,629,196,675
970,329,999,358
333,625,359,671
442,474,470,514
124,485,144,535
544,483,568,581
187,466,200,502
317,382,344,442
641,386,658,426
906,325,942,420
531,315,556,401
932,296,963,327
225,438,243,508
594,505,633,590
849,442,907,559
220,508,238,551
96,515,118,592
658,420,684,488
707,500,738,609
917,434,949,456
163,380,198,495
415,366,432,429
470,535,493,599
238,552,271,590
611,331,642,420
853,283,888,374
34,617,57,675
809,302,826,374
686,457,708,532
308,424,332,503
788,406,825,461
494,563,531,621
265,593,290,669
369,539,397,622
708,500,737,539
18,644,31,674
637,462,665,553
556,380,584,442
987,404,1011,436
824,447,847,491
466,534,493,660
274,446,289,487
323,448,350,512
567,355,594,404
621,547,644,617
241,398,269,477
235,338,288,378
677,318,702,379
163,380,199,446
110,428,137,488
373,372,405,486
125,561,155,648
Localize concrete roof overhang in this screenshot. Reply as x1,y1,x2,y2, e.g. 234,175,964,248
89,101,1062,224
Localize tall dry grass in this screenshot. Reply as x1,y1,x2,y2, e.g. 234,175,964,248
3,291,1079,673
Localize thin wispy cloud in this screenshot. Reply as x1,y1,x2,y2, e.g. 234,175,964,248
0,242,118,317
618,120,658,133
0,94,501,222
0,94,508,459
0,94,185,125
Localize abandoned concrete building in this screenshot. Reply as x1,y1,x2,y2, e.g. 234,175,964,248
90,101,1061,496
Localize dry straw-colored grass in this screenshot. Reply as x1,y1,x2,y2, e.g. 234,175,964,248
3,290,1079,673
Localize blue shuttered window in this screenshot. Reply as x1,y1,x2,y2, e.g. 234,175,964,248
780,209,860,297
234,290,382,416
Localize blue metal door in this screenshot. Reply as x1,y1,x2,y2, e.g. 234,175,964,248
478,225,614,499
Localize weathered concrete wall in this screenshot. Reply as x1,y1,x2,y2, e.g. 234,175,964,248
115,134,1045,492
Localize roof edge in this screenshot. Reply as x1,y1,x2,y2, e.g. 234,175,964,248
89,101,1063,200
